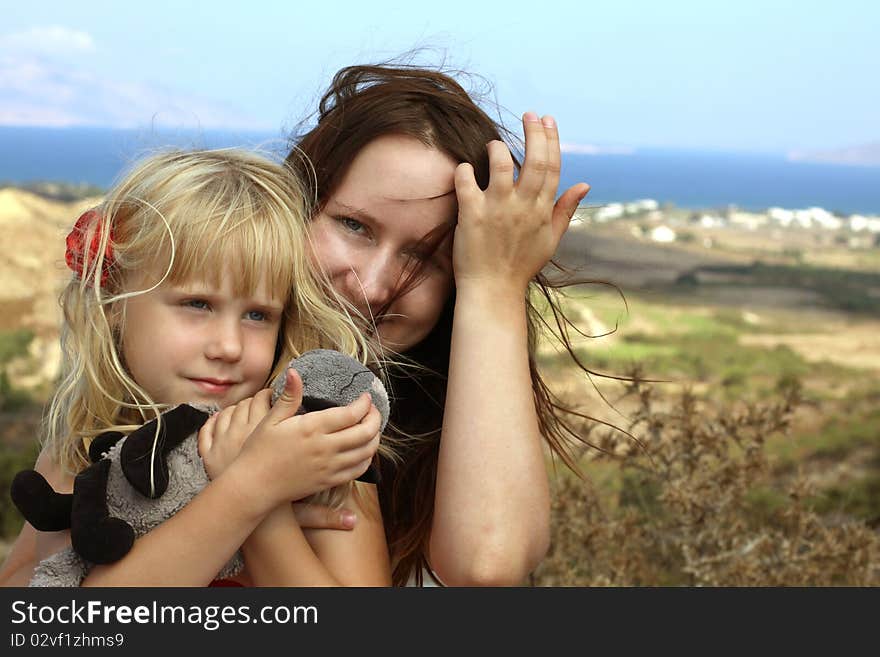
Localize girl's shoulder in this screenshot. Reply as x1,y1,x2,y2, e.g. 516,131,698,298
34,444,75,493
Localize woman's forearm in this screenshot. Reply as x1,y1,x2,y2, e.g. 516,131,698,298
430,282,551,586
241,505,344,586
242,485,390,587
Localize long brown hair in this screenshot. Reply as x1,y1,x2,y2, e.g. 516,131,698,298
289,64,614,585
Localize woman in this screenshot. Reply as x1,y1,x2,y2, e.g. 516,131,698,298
289,64,591,586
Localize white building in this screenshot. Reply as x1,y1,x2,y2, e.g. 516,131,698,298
650,225,676,243
849,215,880,233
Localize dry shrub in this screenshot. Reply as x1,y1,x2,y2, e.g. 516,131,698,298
533,374,880,586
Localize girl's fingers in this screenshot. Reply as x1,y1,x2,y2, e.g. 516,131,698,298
215,406,233,440
339,455,378,485
540,115,562,203
249,389,273,425
517,111,550,196
267,368,304,425
197,414,215,455
330,405,382,451
303,393,373,434
231,397,251,427
486,140,515,196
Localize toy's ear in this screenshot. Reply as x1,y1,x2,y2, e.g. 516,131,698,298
88,431,125,463
284,350,389,485
280,349,391,432
70,459,136,564
10,470,74,532
120,404,211,498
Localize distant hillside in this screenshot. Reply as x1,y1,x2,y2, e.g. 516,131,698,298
0,188,102,391
0,181,104,203
0,187,100,315
788,142,880,167
554,222,742,289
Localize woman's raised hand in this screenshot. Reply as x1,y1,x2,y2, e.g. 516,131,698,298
453,112,590,293
208,369,382,513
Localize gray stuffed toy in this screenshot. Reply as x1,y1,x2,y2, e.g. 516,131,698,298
11,349,389,587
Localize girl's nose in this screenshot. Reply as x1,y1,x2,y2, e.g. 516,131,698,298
205,318,243,362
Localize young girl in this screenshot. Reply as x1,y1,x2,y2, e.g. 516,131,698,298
0,149,390,586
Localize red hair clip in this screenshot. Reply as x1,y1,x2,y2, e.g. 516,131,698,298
65,209,115,286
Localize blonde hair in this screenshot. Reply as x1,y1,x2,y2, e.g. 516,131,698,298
46,148,381,506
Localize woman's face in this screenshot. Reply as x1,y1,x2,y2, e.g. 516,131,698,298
310,134,457,353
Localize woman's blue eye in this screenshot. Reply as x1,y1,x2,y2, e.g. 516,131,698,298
338,216,365,233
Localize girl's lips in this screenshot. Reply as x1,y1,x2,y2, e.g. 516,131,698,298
189,378,236,394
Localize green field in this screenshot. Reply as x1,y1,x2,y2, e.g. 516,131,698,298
532,282,880,586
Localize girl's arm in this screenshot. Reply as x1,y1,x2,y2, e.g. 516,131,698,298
83,374,378,587
429,113,590,586
3,376,379,588
241,483,390,587
206,385,390,586
0,448,72,586
0,444,269,587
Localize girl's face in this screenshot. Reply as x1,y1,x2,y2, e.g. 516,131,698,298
119,270,284,408
309,134,457,353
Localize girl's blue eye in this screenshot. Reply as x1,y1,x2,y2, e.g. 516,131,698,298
185,299,210,310
245,310,268,322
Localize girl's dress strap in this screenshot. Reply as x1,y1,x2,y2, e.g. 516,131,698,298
209,578,244,587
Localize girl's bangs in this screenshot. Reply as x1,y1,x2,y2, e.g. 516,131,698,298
163,207,301,300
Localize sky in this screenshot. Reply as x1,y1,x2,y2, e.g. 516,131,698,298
0,0,877,153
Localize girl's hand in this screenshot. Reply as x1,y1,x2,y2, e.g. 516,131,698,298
231,369,382,509
453,112,590,293
198,389,273,480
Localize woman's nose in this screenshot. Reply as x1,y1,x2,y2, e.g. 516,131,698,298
343,255,399,316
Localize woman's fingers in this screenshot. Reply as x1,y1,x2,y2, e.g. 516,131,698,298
552,183,591,241
517,111,550,196
454,162,481,209
486,140,515,196
291,502,357,530
540,115,562,204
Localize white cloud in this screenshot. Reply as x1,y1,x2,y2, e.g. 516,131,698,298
0,25,96,55
0,54,271,130
561,143,635,155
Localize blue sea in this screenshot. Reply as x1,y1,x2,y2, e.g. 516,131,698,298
2,126,879,215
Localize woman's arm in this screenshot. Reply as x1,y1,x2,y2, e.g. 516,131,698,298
242,483,390,587
430,113,590,586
